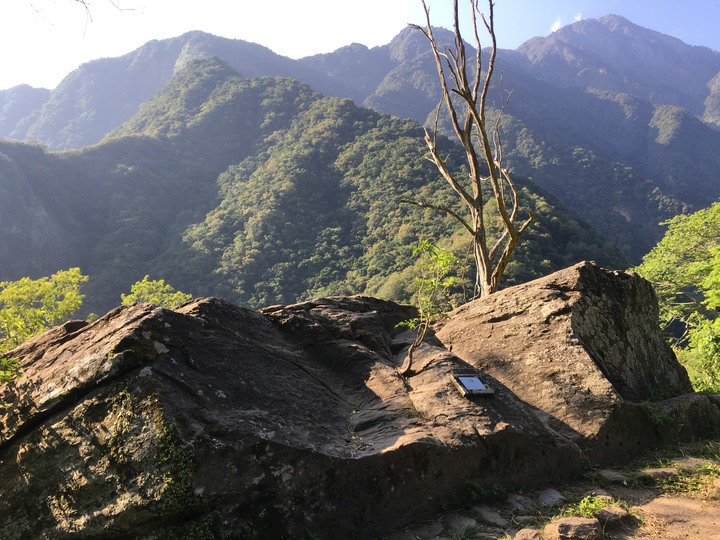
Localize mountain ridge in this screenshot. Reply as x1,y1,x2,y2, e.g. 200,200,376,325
2,14,720,310
517,14,720,118
7,14,720,150
0,57,626,314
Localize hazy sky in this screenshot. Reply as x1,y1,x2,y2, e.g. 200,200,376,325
1,0,719,90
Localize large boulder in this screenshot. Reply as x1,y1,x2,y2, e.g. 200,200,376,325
435,261,711,463
0,262,717,538
0,296,582,538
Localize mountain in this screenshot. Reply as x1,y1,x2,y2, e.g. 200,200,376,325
0,85,50,139
2,16,719,263
1,31,350,151
0,58,625,315
518,15,720,119
3,14,720,314
339,19,720,258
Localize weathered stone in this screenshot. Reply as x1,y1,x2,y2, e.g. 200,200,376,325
507,493,538,513
435,262,701,463
640,456,714,482
595,505,631,527
395,519,444,540
544,517,602,540
597,469,629,484
651,393,720,445
1,262,718,538
471,503,510,527
512,515,540,526
638,467,679,482
538,488,565,507
582,489,611,500
672,456,714,471
710,477,720,500
514,528,542,540
385,532,416,540
0,296,581,539
443,512,478,534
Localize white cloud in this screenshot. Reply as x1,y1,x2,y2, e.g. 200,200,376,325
551,18,562,32
574,13,583,22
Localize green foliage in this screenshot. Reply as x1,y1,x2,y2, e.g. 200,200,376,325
0,268,88,353
677,318,720,392
0,356,20,383
641,400,669,426
702,246,720,310
111,58,240,140
654,461,720,494
409,240,459,325
499,184,627,288
634,201,720,392
633,202,720,324
184,92,624,309
396,240,461,373
121,275,192,309
158,424,198,517
0,267,87,383
560,495,621,519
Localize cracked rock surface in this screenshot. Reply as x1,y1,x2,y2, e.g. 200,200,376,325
0,262,717,538
436,262,699,463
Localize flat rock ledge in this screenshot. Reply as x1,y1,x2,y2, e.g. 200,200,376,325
0,261,718,538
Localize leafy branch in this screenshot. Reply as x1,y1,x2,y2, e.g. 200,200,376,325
398,240,457,375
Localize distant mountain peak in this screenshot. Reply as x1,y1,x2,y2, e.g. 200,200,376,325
596,13,636,28
515,14,720,118
387,25,456,62
546,13,713,53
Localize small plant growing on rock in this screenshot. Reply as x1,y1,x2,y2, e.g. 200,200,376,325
641,400,669,426
397,240,457,375
402,399,423,418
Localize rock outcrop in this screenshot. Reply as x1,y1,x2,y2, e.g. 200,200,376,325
0,262,718,538
435,262,713,463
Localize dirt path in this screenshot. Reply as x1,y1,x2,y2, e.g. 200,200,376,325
617,493,720,539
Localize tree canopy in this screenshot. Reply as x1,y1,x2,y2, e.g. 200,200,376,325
634,201,720,391
121,275,192,309
633,201,720,325
0,268,88,382
0,59,626,315
0,268,87,353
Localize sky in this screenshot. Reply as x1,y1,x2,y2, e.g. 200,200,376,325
1,0,720,91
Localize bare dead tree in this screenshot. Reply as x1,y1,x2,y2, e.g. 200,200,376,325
407,0,534,299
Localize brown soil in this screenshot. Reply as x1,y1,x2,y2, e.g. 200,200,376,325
614,492,720,539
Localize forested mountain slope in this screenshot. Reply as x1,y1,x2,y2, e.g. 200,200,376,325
345,20,720,259
0,59,624,315
1,16,718,261
0,85,50,138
